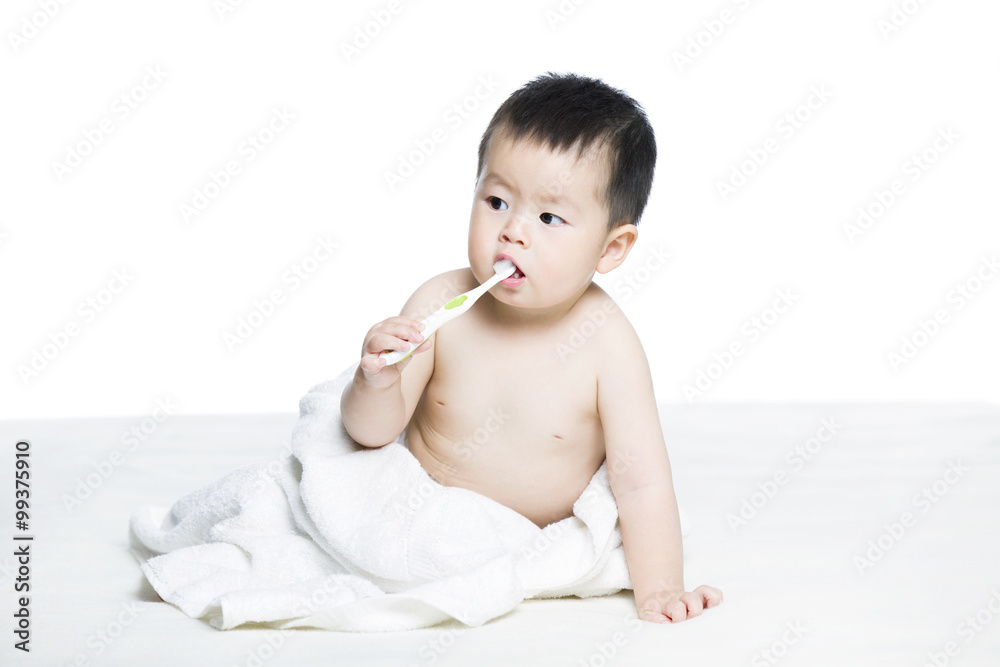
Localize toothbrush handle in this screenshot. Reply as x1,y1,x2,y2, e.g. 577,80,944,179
378,268,505,366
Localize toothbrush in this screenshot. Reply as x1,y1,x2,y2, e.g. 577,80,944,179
379,259,516,366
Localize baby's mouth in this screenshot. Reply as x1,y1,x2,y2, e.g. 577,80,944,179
496,255,525,279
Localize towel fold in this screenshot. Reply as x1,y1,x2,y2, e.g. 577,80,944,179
129,360,673,631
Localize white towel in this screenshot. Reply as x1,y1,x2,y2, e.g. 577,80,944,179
129,360,677,632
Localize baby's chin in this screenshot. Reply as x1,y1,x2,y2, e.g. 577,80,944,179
492,281,574,310
486,277,533,305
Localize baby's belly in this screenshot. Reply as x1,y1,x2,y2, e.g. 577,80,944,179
406,409,606,529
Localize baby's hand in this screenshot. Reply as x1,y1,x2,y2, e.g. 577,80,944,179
358,316,431,389
637,585,723,624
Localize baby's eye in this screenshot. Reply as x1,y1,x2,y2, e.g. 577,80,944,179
540,212,566,226
487,196,508,211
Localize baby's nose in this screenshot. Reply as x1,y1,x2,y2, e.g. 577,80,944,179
501,213,531,242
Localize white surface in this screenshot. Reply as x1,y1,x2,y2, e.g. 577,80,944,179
2,401,999,665
3,1,1000,420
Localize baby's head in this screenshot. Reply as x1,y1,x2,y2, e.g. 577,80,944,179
469,72,657,316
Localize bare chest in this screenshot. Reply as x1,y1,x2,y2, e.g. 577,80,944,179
414,302,603,461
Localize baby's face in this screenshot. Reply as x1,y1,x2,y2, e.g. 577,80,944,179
468,135,613,313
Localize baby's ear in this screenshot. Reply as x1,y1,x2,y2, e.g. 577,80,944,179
595,223,638,274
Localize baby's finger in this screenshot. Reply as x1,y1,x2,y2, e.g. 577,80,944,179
663,599,688,623
389,317,426,337
695,585,723,608
383,315,422,328
393,322,428,346
367,332,412,356
358,354,386,375
412,334,433,353
680,592,704,617
637,607,668,624
381,321,423,339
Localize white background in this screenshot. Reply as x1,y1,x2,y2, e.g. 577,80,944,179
2,0,998,419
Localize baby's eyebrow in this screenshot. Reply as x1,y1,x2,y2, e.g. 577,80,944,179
537,189,571,206
482,172,512,189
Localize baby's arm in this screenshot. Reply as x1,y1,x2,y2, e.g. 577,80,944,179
597,317,722,623
341,276,442,447
340,330,419,447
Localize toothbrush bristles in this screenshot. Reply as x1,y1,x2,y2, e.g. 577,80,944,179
493,258,515,275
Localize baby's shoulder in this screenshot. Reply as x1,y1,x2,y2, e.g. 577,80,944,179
573,283,636,337
569,283,646,366
400,268,476,319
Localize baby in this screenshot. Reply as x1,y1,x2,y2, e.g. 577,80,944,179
341,73,722,624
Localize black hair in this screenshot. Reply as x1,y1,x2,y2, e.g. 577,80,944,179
476,72,656,231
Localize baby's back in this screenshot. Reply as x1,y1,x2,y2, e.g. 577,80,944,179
401,269,613,528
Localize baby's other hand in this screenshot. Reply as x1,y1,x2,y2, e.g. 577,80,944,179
358,316,431,389
637,585,723,624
